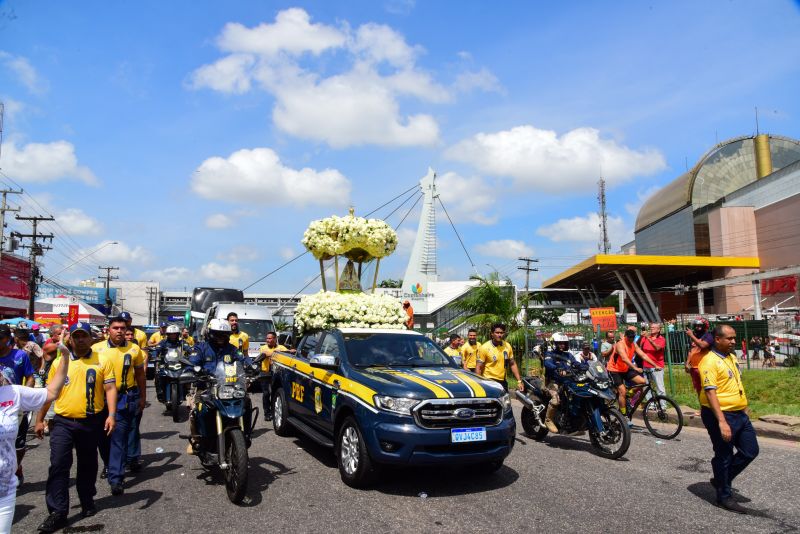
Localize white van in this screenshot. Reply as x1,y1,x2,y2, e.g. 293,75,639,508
202,302,275,358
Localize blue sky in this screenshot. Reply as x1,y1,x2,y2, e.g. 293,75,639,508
1,0,799,293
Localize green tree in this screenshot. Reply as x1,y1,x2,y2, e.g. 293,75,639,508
453,273,521,337
274,319,291,332
378,278,403,288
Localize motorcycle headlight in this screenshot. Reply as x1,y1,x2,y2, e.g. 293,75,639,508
218,384,245,400
500,393,512,412
169,363,182,370
373,395,420,415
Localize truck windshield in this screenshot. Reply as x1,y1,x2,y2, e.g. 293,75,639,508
237,319,275,342
343,333,453,367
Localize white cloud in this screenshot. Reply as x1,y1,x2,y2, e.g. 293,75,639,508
205,213,234,229
279,247,296,260
217,9,347,56
395,227,416,256
199,262,245,282
453,68,503,94
217,246,260,263
536,212,630,246
0,97,25,120
625,185,662,216
192,147,350,207
475,239,534,259
189,9,496,148
1,139,98,185
436,171,497,225
446,125,666,193
73,240,153,267
140,266,193,285
57,208,102,235
0,51,47,94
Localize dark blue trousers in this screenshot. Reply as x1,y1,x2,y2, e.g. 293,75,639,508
109,390,139,486
127,409,143,462
45,415,102,514
700,407,759,501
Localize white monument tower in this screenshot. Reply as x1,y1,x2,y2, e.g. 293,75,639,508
402,168,439,313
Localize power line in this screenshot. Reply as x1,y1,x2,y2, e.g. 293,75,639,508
436,196,476,273
14,214,55,318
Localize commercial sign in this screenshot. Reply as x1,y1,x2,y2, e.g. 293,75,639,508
67,304,79,327
38,284,117,304
589,307,617,331
761,276,797,296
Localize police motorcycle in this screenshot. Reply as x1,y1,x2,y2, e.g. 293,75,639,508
182,331,265,504
154,325,196,422
516,336,631,460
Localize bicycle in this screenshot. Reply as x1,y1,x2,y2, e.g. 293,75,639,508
624,369,684,439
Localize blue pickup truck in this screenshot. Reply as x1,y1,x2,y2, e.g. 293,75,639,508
270,328,516,487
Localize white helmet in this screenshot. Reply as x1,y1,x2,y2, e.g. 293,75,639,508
551,332,569,343
208,318,232,333
165,324,180,335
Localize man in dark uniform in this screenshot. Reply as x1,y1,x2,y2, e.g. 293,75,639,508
34,322,116,533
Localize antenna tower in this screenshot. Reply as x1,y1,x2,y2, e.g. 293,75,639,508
597,177,610,254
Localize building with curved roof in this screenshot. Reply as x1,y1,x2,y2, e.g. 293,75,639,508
544,133,800,319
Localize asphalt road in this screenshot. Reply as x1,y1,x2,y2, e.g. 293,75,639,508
13,384,800,533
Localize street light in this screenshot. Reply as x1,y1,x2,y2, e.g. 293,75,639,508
48,241,119,278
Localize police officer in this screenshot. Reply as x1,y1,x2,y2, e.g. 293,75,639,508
153,324,190,402
98,316,146,495
34,322,116,533
118,311,148,349
258,331,288,421
542,332,581,433
186,319,251,453
148,322,168,347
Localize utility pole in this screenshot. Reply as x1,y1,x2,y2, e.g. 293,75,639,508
98,266,119,314
0,188,22,260
597,177,610,254
146,286,159,324
15,215,54,319
518,257,539,375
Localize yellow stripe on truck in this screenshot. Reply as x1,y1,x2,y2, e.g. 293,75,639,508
272,352,377,407
452,371,487,398
389,371,451,398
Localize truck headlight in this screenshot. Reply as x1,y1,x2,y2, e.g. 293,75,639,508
374,395,420,415
501,393,512,412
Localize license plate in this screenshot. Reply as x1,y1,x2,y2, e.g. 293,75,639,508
451,427,486,443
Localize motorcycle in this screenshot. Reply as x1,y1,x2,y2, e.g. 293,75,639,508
155,344,196,422
185,355,262,504
516,361,631,460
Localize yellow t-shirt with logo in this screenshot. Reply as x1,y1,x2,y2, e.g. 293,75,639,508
478,340,513,381
183,335,195,347
259,344,287,372
461,342,480,369
699,350,748,412
133,328,148,349
99,342,145,390
48,350,115,418
149,331,164,346
230,331,249,353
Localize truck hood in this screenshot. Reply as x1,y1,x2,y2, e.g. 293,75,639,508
350,366,505,400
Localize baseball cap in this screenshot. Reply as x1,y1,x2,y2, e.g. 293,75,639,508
159,321,167,327
118,311,132,321
70,322,92,335
31,324,40,331
0,324,11,338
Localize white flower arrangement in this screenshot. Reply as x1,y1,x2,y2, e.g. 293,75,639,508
294,290,406,333
302,214,398,261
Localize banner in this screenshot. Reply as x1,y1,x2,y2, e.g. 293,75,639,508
68,304,79,327
38,284,116,304
589,307,617,332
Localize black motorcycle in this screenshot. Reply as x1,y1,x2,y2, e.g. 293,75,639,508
516,361,631,460
155,344,196,422
185,355,262,504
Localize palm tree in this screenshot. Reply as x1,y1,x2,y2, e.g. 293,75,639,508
453,272,522,337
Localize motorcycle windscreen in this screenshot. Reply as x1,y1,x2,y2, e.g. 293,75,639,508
165,348,181,363
214,359,247,406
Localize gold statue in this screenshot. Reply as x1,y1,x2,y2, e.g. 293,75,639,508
339,259,362,292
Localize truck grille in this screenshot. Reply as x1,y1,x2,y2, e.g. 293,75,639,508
413,398,503,429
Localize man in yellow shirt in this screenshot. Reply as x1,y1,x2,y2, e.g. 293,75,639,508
35,322,116,531
443,334,463,367
476,323,524,392
227,312,249,353
98,316,146,496
258,331,288,421
460,329,480,372
148,322,167,346
699,325,759,514
181,327,195,346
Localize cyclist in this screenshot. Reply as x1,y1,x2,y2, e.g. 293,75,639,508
609,326,661,420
